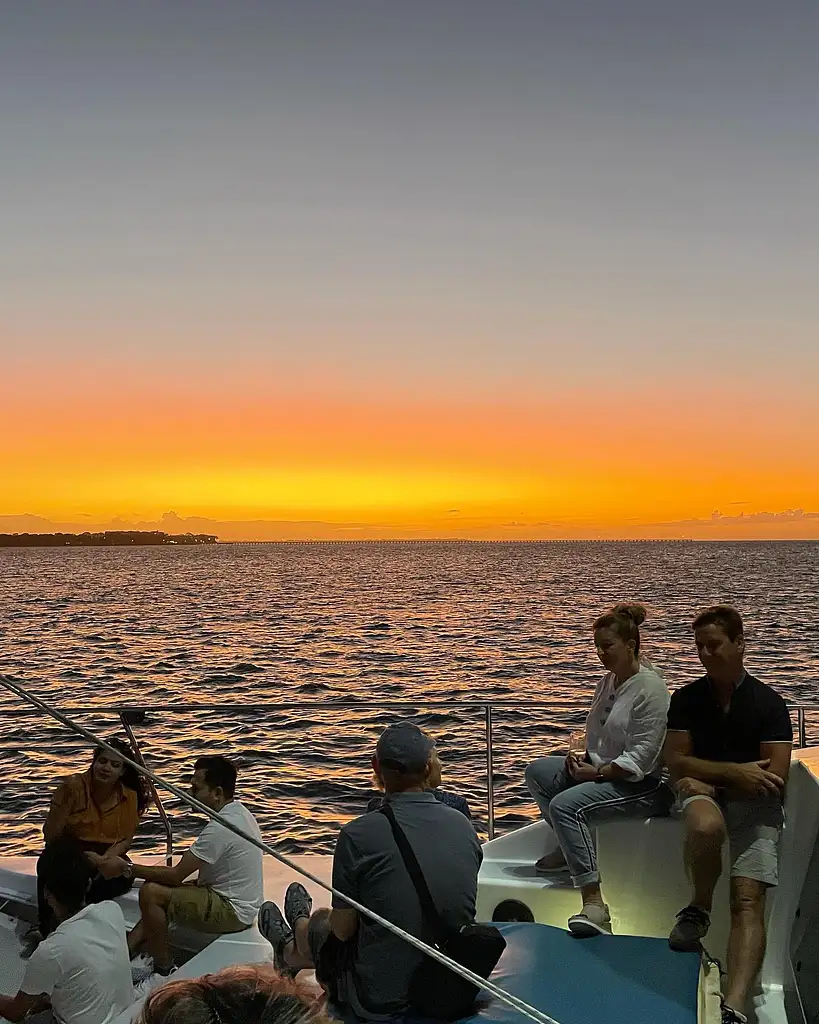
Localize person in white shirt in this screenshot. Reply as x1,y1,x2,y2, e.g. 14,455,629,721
103,755,264,990
0,838,134,1024
525,603,673,937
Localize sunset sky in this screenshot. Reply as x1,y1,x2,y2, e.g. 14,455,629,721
3,2,818,539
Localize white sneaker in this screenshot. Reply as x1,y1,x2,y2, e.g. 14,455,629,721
567,902,612,937
130,953,155,986
134,967,177,999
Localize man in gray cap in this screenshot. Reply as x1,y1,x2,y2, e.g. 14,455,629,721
259,721,482,1020
376,720,436,774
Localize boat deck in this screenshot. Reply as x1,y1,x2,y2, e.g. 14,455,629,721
0,915,26,1006
4,747,819,1023
794,746,819,779
0,853,333,918
483,922,706,1024
0,853,333,1023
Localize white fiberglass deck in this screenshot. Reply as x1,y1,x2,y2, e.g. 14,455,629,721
0,918,26,1008
478,748,819,1024
5,749,819,1024
0,855,332,1024
0,853,332,915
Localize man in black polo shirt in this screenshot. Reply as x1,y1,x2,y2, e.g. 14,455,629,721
664,606,792,1024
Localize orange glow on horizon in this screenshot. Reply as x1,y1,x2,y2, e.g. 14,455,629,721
3,363,819,539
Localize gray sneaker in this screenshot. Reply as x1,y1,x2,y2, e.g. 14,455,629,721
258,901,296,977
669,905,711,951
567,903,612,937
284,882,313,930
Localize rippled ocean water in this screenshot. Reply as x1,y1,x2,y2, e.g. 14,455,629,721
1,541,817,858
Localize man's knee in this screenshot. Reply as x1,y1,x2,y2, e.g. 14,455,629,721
139,882,168,910
684,798,727,846
689,819,726,845
730,878,767,920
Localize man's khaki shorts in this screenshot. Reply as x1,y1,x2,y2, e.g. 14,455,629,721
678,794,783,887
166,883,246,934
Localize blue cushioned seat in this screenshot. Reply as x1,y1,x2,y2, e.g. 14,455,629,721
337,921,701,1024
463,922,701,1024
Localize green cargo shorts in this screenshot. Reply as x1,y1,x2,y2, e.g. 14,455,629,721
166,883,246,934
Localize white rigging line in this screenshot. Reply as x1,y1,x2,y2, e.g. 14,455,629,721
0,674,561,1024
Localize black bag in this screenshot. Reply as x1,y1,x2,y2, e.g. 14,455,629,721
380,803,506,1021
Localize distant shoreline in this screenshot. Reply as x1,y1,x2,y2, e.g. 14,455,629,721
0,531,218,547
0,535,815,547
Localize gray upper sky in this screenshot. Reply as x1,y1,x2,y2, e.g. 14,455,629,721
2,1,817,389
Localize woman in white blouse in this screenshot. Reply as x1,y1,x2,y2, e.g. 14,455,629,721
525,603,672,937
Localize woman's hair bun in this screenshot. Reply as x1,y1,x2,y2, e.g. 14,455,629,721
612,603,647,627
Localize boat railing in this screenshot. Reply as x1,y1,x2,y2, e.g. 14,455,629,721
118,708,176,865
2,698,818,848
0,676,563,1024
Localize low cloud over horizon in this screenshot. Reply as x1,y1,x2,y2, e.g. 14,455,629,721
3,508,818,543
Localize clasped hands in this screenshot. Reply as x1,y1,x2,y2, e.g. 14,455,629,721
565,752,600,782
84,851,131,879
676,759,785,802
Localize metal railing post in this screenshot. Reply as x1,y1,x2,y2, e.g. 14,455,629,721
484,703,495,841
119,710,175,865
797,707,807,749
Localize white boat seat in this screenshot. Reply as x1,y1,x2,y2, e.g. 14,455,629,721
110,922,274,1024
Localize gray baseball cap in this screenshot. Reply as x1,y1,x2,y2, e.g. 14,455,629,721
375,722,434,773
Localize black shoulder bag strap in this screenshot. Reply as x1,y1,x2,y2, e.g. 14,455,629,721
380,802,450,947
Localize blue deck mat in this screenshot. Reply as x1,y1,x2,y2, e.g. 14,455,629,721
464,922,702,1024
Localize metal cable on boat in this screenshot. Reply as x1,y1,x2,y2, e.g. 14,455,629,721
0,674,561,1024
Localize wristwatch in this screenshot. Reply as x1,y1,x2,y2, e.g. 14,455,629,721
123,863,135,881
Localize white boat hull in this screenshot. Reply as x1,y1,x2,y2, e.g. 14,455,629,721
478,752,819,1024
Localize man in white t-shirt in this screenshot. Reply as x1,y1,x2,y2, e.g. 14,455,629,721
0,839,134,1024
104,755,264,988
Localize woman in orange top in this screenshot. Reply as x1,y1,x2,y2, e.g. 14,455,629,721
36,736,150,937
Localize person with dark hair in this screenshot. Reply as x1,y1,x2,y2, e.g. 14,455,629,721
525,603,673,937
664,606,793,1024
138,963,331,1024
31,736,149,944
0,838,133,1023
258,722,481,1020
103,755,264,995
